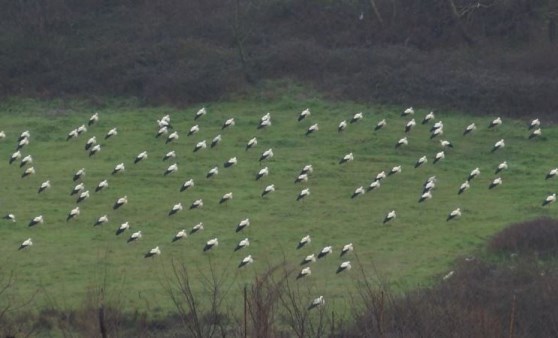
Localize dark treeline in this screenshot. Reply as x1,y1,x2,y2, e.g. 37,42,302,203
1,0,558,117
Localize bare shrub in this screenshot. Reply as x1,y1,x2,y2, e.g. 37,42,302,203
164,258,235,338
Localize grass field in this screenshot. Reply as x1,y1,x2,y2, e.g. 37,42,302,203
0,87,557,317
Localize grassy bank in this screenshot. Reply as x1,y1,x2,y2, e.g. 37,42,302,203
0,87,557,318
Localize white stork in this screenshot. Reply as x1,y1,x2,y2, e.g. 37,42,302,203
173,229,188,242
317,246,333,259
297,267,312,279
145,246,161,258
447,208,461,221
415,156,427,168
21,166,35,178
261,184,275,197
419,191,432,203
188,124,200,136
116,221,130,235
191,222,204,234
38,180,51,193
220,192,233,204
546,168,558,180
156,126,168,138
113,195,128,209
297,235,311,249
9,151,21,164
368,180,381,191
67,206,80,221
222,118,235,129
85,136,96,151
351,186,366,199
375,119,387,131
235,238,250,251
105,127,118,139
128,231,142,243
89,144,101,156
338,120,347,133
77,124,87,135
204,238,219,251
246,137,258,150
463,122,476,135
542,193,556,206
528,118,540,130
529,128,542,139
194,107,206,120
422,111,435,124
95,215,109,226
77,190,90,203
298,108,311,122
383,210,396,224
339,152,354,164
402,107,414,116
309,296,325,309
88,112,99,126
206,166,219,178
300,164,314,175
395,136,408,148
224,157,237,168
180,178,195,192
169,203,183,216
405,119,416,133
495,161,508,174
301,254,316,265
468,167,481,181
134,151,148,163
236,218,250,232
259,148,274,162
164,163,178,176
190,199,203,209
458,181,470,195
29,215,43,226
306,123,320,136
389,165,402,176
440,140,453,148
350,112,363,123
340,243,354,256
433,151,445,164
336,261,352,273
19,238,33,250
295,173,308,183
211,134,222,148
163,150,176,161
488,117,502,128
491,139,505,152
238,255,254,268
166,131,179,144
256,167,269,180
95,179,108,192
297,188,310,201
489,177,503,189
112,163,125,175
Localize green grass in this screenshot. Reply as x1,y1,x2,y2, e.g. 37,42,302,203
0,88,556,316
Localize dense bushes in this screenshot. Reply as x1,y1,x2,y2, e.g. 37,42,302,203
1,0,558,116
488,217,558,257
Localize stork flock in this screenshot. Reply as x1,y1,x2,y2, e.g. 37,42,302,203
0,104,553,309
